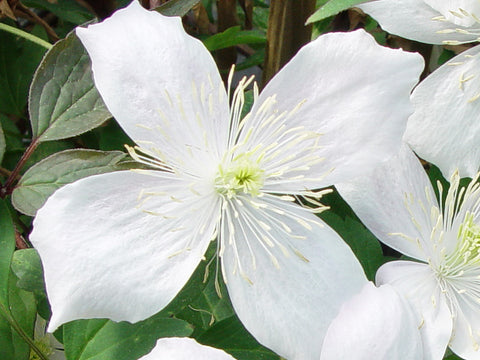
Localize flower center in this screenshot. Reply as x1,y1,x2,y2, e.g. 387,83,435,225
445,212,480,270
432,172,480,285
215,154,265,199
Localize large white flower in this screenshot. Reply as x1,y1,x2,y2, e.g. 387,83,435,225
338,145,480,360
139,284,428,360
29,1,423,359
358,0,480,45
138,338,237,360
358,0,480,178
319,282,425,360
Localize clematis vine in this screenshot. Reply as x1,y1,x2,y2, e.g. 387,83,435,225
338,145,480,360
358,0,480,178
30,1,423,359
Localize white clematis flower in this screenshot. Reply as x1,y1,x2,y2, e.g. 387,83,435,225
358,0,480,45
320,282,425,360
139,285,428,360
338,145,480,360
138,338,237,360
30,1,423,359
358,0,480,178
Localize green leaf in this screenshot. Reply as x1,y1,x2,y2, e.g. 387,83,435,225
11,249,45,294
155,0,201,16
12,149,130,216
29,30,111,142
197,316,280,360
174,243,234,333
177,273,234,332
160,242,217,317
23,0,94,25
0,198,15,307
0,24,47,117
63,316,193,360
306,0,368,24
203,26,266,51
0,120,5,163
0,273,37,360
0,114,23,152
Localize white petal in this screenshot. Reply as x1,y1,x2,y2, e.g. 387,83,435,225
320,282,424,360
30,171,220,332
242,29,423,192
449,301,480,359
219,195,368,359
377,261,453,360
139,338,236,360
76,1,230,170
405,44,480,179
423,0,480,27
337,144,435,261
359,0,480,44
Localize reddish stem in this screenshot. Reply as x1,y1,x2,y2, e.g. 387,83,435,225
0,138,40,199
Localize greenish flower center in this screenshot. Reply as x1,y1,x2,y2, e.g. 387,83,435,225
215,155,264,199
456,212,480,263
441,212,480,277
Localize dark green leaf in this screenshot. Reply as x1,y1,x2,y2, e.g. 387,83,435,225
178,275,234,331
0,198,15,307
155,0,201,17
161,242,217,317
0,121,5,163
23,140,75,171
0,24,47,117
29,31,111,142
0,272,37,360
11,249,45,294
23,0,94,25
306,0,368,24
63,316,193,360
12,149,130,216
203,26,266,51
0,114,23,152
197,316,280,360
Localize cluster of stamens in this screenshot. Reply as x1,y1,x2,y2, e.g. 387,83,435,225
431,6,480,44
126,66,332,288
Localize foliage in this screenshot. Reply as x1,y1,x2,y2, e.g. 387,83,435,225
0,0,461,359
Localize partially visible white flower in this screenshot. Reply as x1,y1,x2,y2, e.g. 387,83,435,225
358,0,480,45
320,282,425,360
357,0,480,179
30,1,423,359
404,45,480,179
338,145,480,360
140,285,428,360
138,338,236,360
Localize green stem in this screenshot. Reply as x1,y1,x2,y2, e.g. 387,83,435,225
0,302,49,360
0,23,52,50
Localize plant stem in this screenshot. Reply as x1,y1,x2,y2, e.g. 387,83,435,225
0,167,12,178
0,139,40,198
16,2,60,42
262,0,316,87
0,302,49,360
0,23,52,50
